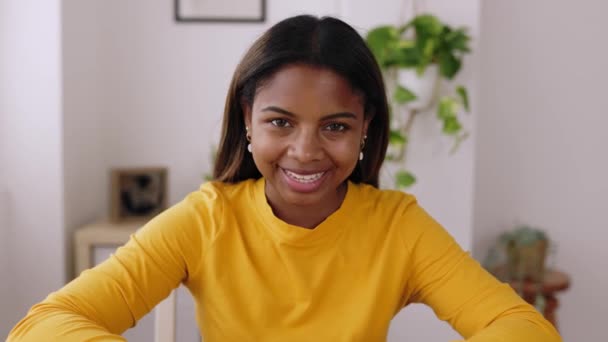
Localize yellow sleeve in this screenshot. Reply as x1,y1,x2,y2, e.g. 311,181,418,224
7,190,214,341
401,201,562,342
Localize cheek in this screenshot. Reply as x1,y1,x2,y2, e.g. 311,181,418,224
253,135,284,162
325,138,360,163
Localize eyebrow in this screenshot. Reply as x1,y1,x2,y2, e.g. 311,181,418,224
261,106,357,121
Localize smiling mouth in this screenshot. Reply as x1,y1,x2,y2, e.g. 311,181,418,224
282,169,326,183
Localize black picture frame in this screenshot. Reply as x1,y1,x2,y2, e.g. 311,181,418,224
110,167,168,223
175,0,266,23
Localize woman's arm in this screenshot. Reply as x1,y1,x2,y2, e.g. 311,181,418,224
7,191,212,341
400,200,562,342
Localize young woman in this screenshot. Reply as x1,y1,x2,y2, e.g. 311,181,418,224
8,15,561,341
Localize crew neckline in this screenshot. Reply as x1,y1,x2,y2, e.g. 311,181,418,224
251,177,357,246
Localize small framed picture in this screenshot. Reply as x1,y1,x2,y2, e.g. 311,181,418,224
175,0,266,23
110,167,168,222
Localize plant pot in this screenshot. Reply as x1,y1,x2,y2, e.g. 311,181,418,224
506,239,548,282
397,64,439,111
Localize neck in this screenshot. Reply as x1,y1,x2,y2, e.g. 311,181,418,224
266,183,347,229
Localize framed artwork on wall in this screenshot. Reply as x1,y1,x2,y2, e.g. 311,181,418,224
175,0,266,23
110,167,168,223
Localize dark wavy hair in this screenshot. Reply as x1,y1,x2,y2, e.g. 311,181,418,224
213,15,389,187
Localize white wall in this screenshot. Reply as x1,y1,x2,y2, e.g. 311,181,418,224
473,1,608,340
0,1,11,332
0,186,9,336
0,0,65,336
62,0,107,278
0,37,10,331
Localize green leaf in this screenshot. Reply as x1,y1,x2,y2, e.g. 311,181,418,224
393,85,417,104
416,62,428,76
422,38,437,60
456,86,470,111
438,97,457,120
438,51,461,79
413,36,435,74
445,28,471,53
398,40,416,49
390,46,420,68
389,130,408,145
395,170,416,188
412,15,443,37
365,26,400,68
442,116,463,135
438,97,463,135
449,131,470,155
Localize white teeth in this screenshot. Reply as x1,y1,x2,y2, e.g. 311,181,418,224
284,170,325,183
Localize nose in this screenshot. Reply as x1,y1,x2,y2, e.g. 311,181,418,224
287,128,324,163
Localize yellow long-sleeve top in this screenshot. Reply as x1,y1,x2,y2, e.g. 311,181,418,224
8,178,561,341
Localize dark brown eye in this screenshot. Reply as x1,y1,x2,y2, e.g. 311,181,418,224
271,119,291,128
325,123,348,132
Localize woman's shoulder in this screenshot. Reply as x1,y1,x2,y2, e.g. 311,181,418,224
157,179,257,239
186,178,258,207
350,182,418,209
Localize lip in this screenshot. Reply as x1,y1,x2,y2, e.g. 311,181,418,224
280,167,328,175
280,167,330,193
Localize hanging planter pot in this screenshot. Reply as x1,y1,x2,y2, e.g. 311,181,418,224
397,64,439,111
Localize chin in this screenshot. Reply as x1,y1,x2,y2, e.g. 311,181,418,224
281,190,328,207
279,177,345,208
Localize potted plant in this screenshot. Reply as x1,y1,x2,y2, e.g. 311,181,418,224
500,226,549,283
365,14,472,188
484,225,550,313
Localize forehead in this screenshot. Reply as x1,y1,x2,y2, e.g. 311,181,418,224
254,64,364,114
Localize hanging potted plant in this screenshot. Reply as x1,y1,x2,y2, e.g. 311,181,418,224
365,14,472,188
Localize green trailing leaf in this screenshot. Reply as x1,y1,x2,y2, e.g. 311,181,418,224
415,37,436,75
456,86,470,112
438,97,462,135
389,130,408,145
422,38,437,60
442,116,463,135
395,170,416,188
391,46,421,68
438,97,457,120
416,62,428,76
450,131,470,155
365,26,399,68
393,85,417,104
445,28,471,53
411,15,443,37
398,40,416,49
438,51,461,79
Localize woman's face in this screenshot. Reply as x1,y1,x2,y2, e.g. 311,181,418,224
244,64,369,210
